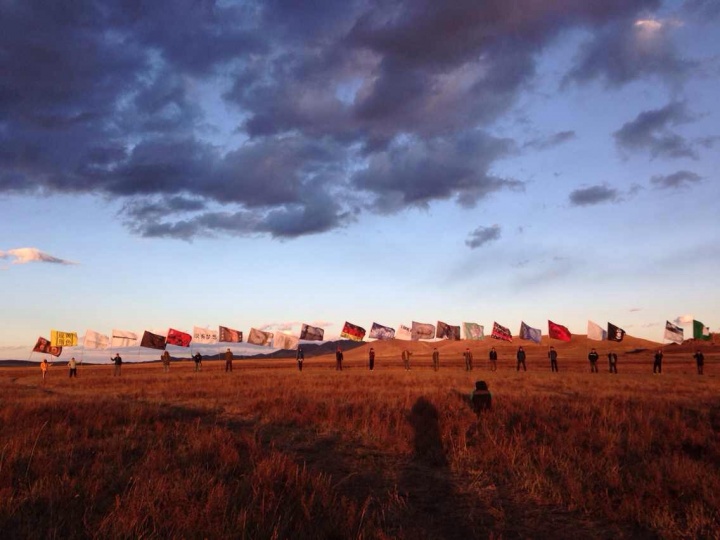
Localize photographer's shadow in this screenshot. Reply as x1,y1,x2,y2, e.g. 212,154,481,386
397,396,482,539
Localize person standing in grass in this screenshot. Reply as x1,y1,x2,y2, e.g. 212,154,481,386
161,351,171,373
608,351,618,374
463,348,473,371
588,348,599,373
297,347,305,372
368,347,375,371
112,353,122,376
40,358,49,381
402,349,412,370
653,349,663,374
335,346,344,371
548,346,558,372
516,346,527,371
193,352,202,372
432,347,440,371
224,348,233,372
693,350,704,375
68,357,78,378
489,347,498,371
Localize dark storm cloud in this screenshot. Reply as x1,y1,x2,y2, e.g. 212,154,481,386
613,102,697,159
569,185,619,206
523,131,576,151
684,0,720,20
0,0,673,240
565,19,694,87
465,225,501,250
352,132,522,213
650,170,702,189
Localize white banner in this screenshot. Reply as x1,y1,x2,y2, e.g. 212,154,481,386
273,331,299,350
587,321,607,341
396,324,412,340
193,326,219,344
664,321,684,344
111,329,138,348
84,329,109,349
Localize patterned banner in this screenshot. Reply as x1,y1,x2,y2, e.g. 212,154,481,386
340,321,366,341
140,331,167,350
300,324,324,341
84,330,109,350
219,326,243,343
607,322,626,342
519,321,542,344
193,326,219,344
248,327,273,346
463,322,484,340
369,322,396,340
273,331,299,350
490,322,513,342
32,336,62,357
111,329,138,348
166,328,192,347
50,330,78,347
437,321,460,340
411,321,435,341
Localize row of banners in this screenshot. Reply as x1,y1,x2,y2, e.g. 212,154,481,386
32,319,711,358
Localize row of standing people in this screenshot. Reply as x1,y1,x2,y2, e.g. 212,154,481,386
315,346,707,374
38,347,708,379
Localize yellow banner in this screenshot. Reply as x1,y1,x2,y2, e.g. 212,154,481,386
50,330,78,347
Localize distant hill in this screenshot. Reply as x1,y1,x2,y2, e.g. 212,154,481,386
336,334,664,361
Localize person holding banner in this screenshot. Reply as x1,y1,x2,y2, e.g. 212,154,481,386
224,348,234,372
489,347,498,371
40,358,49,381
693,350,704,375
653,349,663,374
68,357,78,378
463,348,473,371
608,352,618,374
548,347,558,372
161,351,171,373
335,346,344,371
588,348,599,373
516,347,527,372
402,349,412,371
112,354,122,376
297,347,305,372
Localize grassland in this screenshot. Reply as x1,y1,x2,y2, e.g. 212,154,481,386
1,339,719,539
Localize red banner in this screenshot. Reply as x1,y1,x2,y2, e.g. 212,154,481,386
548,320,572,342
32,336,62,357
166,328,192,347
490,322,512,342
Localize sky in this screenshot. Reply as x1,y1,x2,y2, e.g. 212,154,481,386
1,0,719,361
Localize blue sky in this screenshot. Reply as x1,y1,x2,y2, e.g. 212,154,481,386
1,0,718,360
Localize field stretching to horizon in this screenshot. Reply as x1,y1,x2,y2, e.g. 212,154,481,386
1,337,719,539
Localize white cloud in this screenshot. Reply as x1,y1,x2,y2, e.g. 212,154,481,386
673,314,694,324
0,247,76,265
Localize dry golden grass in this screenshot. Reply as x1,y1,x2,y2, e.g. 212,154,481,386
1,342,719,539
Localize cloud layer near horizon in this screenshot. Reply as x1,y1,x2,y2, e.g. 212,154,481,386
0,248,76,265
0,0,705,240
